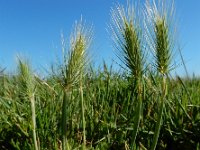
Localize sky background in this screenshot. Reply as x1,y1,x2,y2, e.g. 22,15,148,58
0,0,200,76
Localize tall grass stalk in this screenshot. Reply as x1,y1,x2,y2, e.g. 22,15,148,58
30,93,38,150
80,73,86,149
61,91,69,150
17,59,39,150
60,20,92,150
111,3,144,149
150,18,169,150
145,1,175,149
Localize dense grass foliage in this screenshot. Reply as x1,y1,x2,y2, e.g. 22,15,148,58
0,1,200,150
0,63,200,150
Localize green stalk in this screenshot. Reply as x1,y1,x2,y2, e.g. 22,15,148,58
80,75,86,149
61,91,70,150
17,59,39,150
30,93,39,150
111,4,144,149
150,76,167,150
150,17,170,149
131,83,142,150
60,20,91,149
146,1,174,148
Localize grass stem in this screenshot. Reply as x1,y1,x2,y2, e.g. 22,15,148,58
80,78,86,149
30,93,39,150
150,76,167,150
61,91,69,150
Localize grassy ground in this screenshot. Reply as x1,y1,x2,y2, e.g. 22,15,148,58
0,64,199,150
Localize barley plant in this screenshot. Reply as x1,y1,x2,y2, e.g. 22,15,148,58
144,1,175,149
17,59,39,150
111,3,145,149
0,0,200,150
58,20,92,150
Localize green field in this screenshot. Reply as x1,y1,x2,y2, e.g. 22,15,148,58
0,1,200,150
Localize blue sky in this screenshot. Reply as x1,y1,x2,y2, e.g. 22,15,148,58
0,0,200,76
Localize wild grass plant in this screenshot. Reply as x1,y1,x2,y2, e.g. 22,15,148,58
57,20,92,150
144,1,175,149
17,59,39,150
0,0,200,150
110,3,145,149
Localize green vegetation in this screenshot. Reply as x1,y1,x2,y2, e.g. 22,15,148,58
0,1,200,150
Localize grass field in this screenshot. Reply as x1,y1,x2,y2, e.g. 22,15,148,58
0,1,200,150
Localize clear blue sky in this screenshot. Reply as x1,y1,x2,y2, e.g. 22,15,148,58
0,0,199,76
